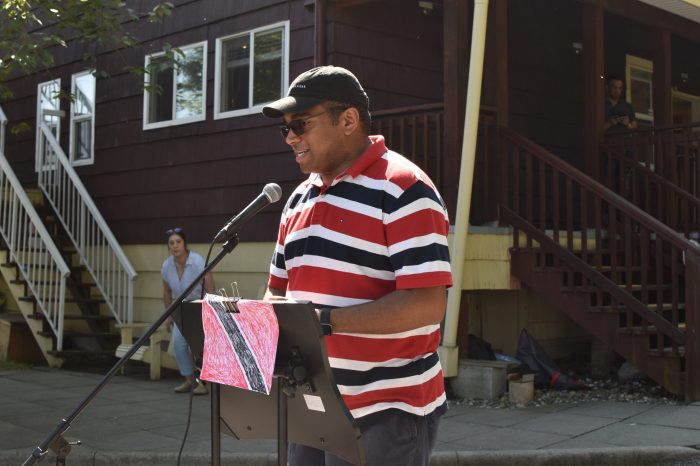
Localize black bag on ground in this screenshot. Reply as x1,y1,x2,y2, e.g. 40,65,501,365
467,334,497,361
515,328,589,390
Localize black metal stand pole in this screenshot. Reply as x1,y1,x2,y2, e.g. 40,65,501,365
211,382,221,466
21,236,240,466
277,378,288,466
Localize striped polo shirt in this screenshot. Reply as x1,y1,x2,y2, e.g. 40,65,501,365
269,135,453,419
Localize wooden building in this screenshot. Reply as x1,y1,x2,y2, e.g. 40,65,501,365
1,0,700,398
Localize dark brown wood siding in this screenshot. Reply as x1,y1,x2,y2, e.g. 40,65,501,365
507,0,584,169
326,1,444,111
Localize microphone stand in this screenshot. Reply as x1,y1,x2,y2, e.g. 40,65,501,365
22,235,240,466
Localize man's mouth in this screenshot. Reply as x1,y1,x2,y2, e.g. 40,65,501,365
295,149,310,158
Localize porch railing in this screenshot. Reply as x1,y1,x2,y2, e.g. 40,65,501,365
37,122,136,325
604,122,700,234
373,103,444,193
0,108,71,349
499,126,700,399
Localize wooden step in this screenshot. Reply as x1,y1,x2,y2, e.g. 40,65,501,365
38,330,118,338
47,349,115,357
18,295,105,304
26,313,114,322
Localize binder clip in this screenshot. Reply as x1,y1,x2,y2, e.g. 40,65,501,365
219,281,241,313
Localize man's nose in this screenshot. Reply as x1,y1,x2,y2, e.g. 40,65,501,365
285,130,301,145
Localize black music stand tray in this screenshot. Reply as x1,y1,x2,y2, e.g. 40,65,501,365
174,300,365,466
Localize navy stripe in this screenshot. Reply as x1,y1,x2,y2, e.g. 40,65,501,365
284,235,394,271
384,180,444,215
332,352,441,387
391,244,451,269
326,181,387,210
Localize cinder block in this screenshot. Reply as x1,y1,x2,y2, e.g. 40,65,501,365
450,359,509,401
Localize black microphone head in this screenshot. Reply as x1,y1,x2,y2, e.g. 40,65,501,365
263,183,283,203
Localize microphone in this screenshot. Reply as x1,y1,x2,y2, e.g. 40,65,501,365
214,183,283,242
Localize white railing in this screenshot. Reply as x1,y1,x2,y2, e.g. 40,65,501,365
0,111,71,350
37,122,137,325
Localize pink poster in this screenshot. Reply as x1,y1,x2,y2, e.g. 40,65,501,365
200,295,279,395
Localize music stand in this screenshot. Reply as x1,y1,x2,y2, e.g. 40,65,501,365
174,300,365,466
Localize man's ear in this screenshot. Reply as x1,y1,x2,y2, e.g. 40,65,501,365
342,107,361,135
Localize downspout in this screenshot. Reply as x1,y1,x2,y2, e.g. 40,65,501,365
439,0,490,377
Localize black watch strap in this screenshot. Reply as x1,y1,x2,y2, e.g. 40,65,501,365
319,307,333,336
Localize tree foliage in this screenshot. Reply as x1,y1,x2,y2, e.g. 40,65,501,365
0,0,174,100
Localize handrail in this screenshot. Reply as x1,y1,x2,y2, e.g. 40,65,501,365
502,127,700,255
603,143,700,236
605,120,700,136
0,146,70,350
502,206,685,342
0,106,6,153
37,122,136,324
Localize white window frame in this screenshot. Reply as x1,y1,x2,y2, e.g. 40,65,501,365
214,21,290,120
143,41,208,130
69,70,96,166
36,79,62,172
625,54,654,124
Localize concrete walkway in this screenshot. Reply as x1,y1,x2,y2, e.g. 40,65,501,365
2,367,700,465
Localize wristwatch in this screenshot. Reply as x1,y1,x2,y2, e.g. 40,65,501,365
319,307,333,336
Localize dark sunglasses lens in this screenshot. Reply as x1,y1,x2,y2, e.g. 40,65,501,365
279,120,305,138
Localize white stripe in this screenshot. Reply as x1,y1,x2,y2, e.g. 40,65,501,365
349,392,447,418
288,290,371,308
346,174,404,199
337,358,442,396
333,323,440,340
395,260,451,277
388,232,449,255
319,192,383,219
329,351,436,371
285,254,395,280
269,266,288,280
385,197,446,224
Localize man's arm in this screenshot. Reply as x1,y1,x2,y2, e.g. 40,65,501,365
329,286,446,334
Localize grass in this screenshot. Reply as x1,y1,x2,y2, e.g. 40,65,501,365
0,359,33,370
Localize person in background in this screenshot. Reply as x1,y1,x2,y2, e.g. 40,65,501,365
604,74,637,133
162,227,215,395
262,66,453,466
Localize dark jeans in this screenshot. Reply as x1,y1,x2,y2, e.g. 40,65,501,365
288,409,440,466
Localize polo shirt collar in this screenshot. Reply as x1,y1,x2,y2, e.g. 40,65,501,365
309,135,387,188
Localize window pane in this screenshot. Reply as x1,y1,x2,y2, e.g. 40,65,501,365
73,120,92,160
148,56,174,123
74,74,95,117
175,46,204,119
39,81,61,134
629,66,653,117
253,28,283,106
221,36,250,111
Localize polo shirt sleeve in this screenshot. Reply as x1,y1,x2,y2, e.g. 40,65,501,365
384,180,453,290
268,214,289,291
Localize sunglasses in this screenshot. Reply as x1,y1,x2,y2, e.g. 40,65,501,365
279,110,329,139
278,106,350,139
165,227,184,236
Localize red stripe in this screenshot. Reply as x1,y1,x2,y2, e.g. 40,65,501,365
327,329,441,362
288,266,394,300
387,209,449,244
342,371,445,411
397,271,453,290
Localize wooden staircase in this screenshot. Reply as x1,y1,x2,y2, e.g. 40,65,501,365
494,126,700,401
0,191,119,366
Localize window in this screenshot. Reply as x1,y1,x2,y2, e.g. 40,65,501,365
36,79,62,171
70,71,96,165
626,55,654,124
214,22,289,119
143,41,207,129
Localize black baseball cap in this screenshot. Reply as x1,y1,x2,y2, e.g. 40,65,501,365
262,66,369,118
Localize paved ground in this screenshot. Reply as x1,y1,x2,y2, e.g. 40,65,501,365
2,366,700,465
